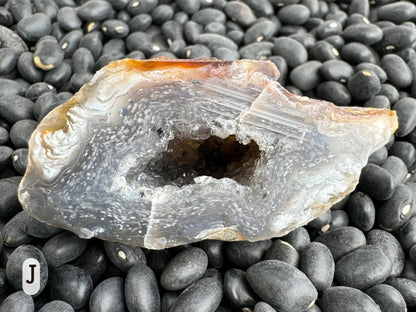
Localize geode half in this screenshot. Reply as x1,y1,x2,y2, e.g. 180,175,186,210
18,58,398,249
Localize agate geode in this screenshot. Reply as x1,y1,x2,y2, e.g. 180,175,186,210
18,58,398,249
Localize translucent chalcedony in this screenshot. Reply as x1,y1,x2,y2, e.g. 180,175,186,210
18,58,398,249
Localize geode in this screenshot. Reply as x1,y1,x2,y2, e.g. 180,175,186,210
18,58,398,249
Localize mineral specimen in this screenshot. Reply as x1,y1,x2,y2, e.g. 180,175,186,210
18,58,398,249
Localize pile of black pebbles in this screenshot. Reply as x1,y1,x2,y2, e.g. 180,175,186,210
1,0,416,311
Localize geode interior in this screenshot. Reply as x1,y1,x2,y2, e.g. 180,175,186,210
18,58,398,249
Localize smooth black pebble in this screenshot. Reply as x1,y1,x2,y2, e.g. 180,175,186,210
224,268,257,310
6,244,48,296
0,291,34,312
48,264,93,310
367,229,405,278
365,284,406,312
392,97,416,137
42,231,88,267
224,240,271,270
320,286,382,312
347,70,381,102
334,245,392,290
161,247,207,291
169,277,223,312
358,163,395,200
247,260,317,312
89,277,126,312
103,240,146,273
9,119,37,148
300,242,334,291
314,226,366,261
263,239,300,267
125,263,160,312
381,54,413,89
347,191,375,232
376,183,413,231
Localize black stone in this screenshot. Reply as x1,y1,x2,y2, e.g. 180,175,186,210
0,48,20,76
38,300,74,312
334,245,392,290
192,8,226,25
6,244,48,295
0,146,12,170
77,0,114,21
89,277,126,312
385,277,416,307
309,41,339,62
316,81,351,106
355,62,387,83
365,284,407,312
16,13,51,43
340,42,377,65
375,26,416,53
389,141,416,168
57,7,82,31
0,177,21,217
300,242,334,291
381,54,413,89
151,5,174,25
376,184,413,231
8,0,33,22
19,210,61,239
17,52,44,83
348,70,381,102
378,1,416,24
224,1,256,28
42,231,88,267
364,95,390,109
320,286,381,312
342,23,382,45
2,211,33,247
48,264,93,310
281,226,310,252
34,40,65,71
224,268,257,310
347,192,375,232
273,37,308,68
0,291,34,312
320,59,354,83
264,239,300,267
176,0,201,15
60,30,84,59
125,263,160,312
129,14,152,32
224,240,272,270
44,62,72,88
198,240,223,269
161,247,208,291
71,242,109,285
314,226,366,261
103,241,146,273
247,260,317,312
278,4,310,26
9,119,37,148
289,61,322,91
244,19,277,44
392,97,416,137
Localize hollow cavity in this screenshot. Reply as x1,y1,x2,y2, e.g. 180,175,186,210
143,135,261,187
